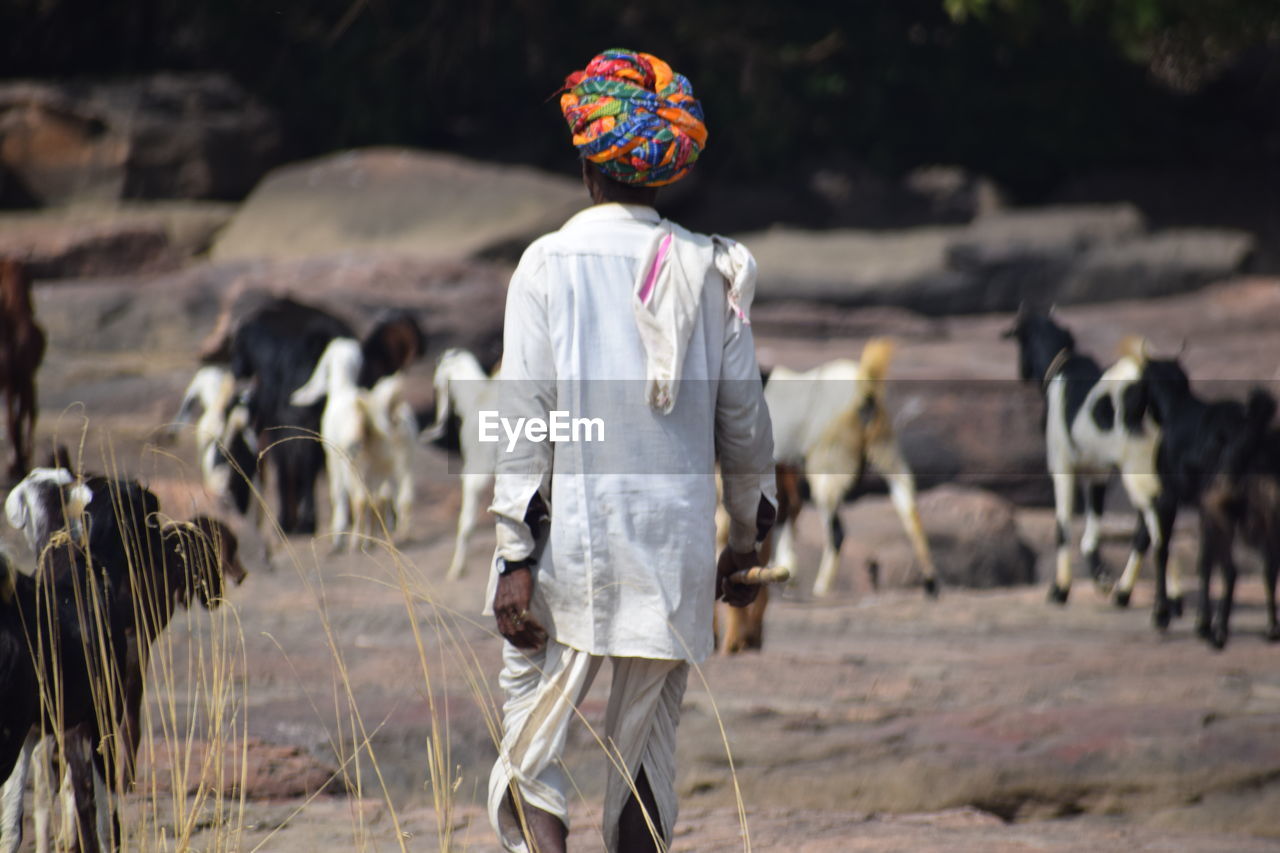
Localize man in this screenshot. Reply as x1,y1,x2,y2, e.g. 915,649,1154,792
487,48,776,853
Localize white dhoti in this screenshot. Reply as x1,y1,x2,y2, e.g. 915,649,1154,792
488,639,689,852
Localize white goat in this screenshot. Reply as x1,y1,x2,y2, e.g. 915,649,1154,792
290,338,416,551
765,339,938,598
420,348,500,580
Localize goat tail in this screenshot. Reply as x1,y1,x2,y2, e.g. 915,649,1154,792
858,338,896,386
1118,334,1151,365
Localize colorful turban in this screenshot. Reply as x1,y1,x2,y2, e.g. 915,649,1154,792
560,49,707,187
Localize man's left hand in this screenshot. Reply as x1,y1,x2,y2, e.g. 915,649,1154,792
716,547,761,608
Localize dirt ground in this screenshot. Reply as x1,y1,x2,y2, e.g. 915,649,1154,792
4,306,1280,852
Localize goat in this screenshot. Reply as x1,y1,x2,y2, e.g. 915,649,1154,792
420,348,500,580
764,339,938,598
357,309,427,389
1206,421,1280,647
220,298,424,535
0,259,47,482
1003,309,1185,612
225,297,354,535
712,466,790,654
173,365,262,520
0,469,247,852
291,338,416,551
1134,357,1277,644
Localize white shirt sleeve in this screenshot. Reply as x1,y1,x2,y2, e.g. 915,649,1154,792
716,310,777,552
490,249,556,562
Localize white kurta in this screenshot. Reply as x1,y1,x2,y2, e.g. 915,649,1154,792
489,203,775,663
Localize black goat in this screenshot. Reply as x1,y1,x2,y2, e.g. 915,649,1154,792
1213,425,1280,645
1136,358,1277,646
1,469,247,851
228,297,354,534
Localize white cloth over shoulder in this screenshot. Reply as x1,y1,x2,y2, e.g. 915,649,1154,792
631,220,758,414
489,203,775,663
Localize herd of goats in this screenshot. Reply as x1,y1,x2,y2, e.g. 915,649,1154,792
1,251,1280,849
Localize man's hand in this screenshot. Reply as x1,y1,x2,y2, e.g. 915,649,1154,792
716,547,761,608
493,567,548,650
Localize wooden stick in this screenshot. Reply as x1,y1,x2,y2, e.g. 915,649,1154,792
726,565,792,586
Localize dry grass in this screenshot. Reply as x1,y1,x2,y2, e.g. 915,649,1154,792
0,422,753,852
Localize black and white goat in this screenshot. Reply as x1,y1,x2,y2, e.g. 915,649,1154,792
173,365,262,520
0,469,246,852
291,338,417,550
764,339,938,597
1004,309,1186,611
420,348,500,580
1135,357,1277,644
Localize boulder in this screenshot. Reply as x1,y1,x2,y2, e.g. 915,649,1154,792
34,254,510,366
737,224,966,308
0,202,233,278
211,148,586,264
741,204,1254,314
0,219,175,278
1059,229,1256,303
0,74,281,205
912,485,1037,588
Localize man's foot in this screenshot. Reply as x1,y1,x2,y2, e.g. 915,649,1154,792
502,791,566,853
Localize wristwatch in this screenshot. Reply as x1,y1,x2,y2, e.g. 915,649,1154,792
498,556,536,576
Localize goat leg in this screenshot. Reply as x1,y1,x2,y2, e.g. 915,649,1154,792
1265,548,1280,642
5,392,20,481
65,723,102,853
1212,531,1238,650
1194,515,1219,641
1083,481,1114,592
1150,502,1176,631
1114,512,1151,608
1047,473,1075,605
0,730,36,853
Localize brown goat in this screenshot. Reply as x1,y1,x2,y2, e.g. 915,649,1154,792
0,259,46,481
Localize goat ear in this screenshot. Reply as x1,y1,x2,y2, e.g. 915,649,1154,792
290,349,330,407
4,486,30,535
66,482,92,520
1001,302,1026,339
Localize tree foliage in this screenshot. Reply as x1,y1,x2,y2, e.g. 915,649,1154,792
1,0,1275,199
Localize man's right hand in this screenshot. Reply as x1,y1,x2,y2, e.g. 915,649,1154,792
716,547,761,608
493,566,548,650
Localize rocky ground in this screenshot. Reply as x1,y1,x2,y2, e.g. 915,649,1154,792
3,268,1279,851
